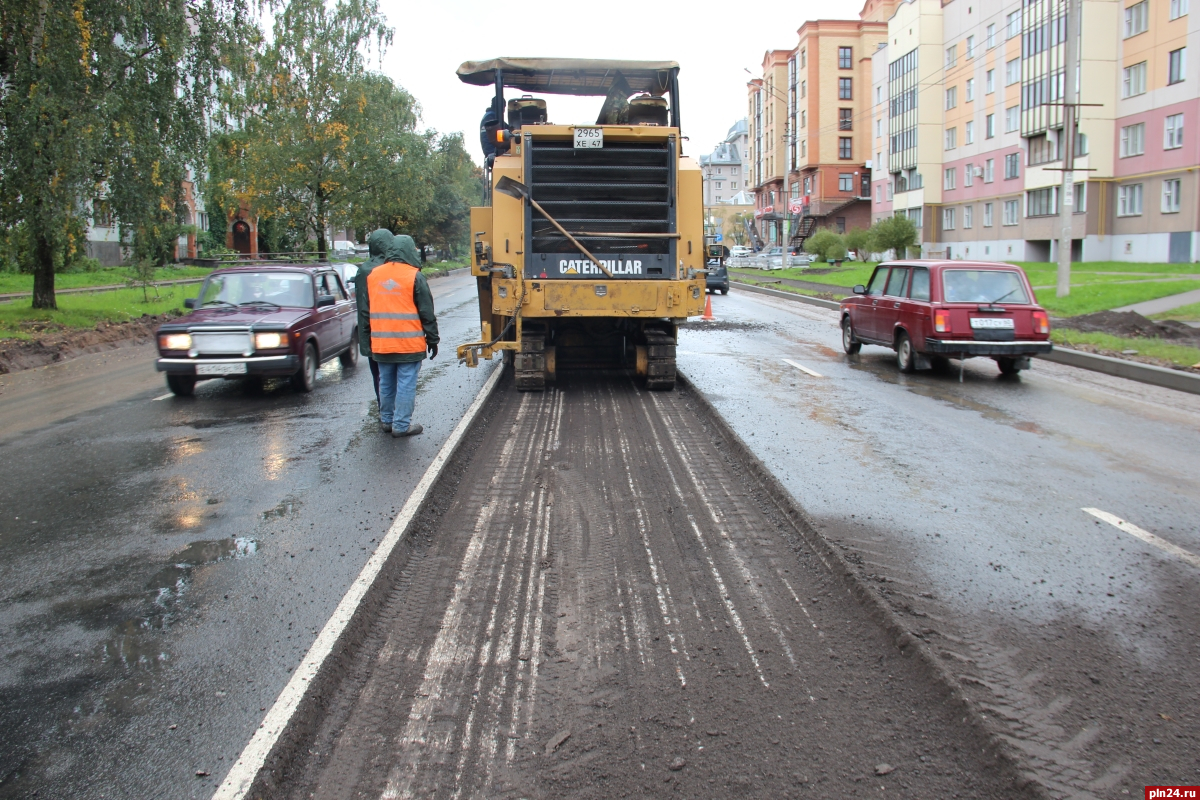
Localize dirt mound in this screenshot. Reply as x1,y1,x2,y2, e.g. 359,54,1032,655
0,313,179,374
1056,310,1200,343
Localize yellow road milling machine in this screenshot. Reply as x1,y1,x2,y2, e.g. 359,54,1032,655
455,58,706,391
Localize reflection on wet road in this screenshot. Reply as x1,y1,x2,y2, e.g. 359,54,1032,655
680,290,1200,796
0,272,496,799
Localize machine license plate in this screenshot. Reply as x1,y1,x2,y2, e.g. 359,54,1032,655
574,127,603,149
970,317,1015,329
196,363,248,376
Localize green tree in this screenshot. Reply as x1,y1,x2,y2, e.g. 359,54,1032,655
409,133,484,259
869,215,919,259
212,0,401,259
804,229,847,262
729,212,753,246
0,0,248,308
844,227,872,259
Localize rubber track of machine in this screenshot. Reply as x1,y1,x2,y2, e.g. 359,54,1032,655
515,328,546,391
643,330,676,391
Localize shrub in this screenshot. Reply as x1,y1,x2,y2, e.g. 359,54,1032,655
844,227,872,259
869,215,919,259
804,228,848,262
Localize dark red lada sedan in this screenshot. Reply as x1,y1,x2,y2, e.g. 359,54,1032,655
156,263,358,396
839,261,1052,375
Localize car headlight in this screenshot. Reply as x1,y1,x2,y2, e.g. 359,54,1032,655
254,332,285,349
159,333,192,350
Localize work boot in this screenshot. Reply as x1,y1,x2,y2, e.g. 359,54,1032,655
380,422,392,434
391,423,423,438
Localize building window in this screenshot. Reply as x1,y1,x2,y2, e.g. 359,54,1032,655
804,176,812,194
908,207,923,228
985,158,995,182
1006,58,1021,85
983,202,994,227
1074,182,1087,212
945,127,958,150
966,78,975,102
964,205,974,228
801,140,807,157
1171,0,1188,19
801,80,807,98
986,69,995,94
838,78,852,100
876,86,882,104
1118,183,1144,216
1169,48,1187,84
943,207,956,230
801,110,807,128
965,163,975,186
946,45,957,68
839,108,853,131
944,167,957,190
1028,133,1058,165
92,199,113,227
839,173,854,191
731,182,737,189
1005,153,1020,179
986,23,996,48
801,48,806,68
1120,122,1145,157
1005,106,1019,132
1125,1,1149,37
965,120,975,144
715,182,722,189
945,86,958,110
1163,179,1183,212
1123,62,1147,97
986,113,995,138
876,119,881,137
1006,9,1021,39
966,35,975,59
839,47,853,69
1165,113,1185,149
839,137,853,159
1026,187,1058,217
1003,198,1020,225
876,184,882,203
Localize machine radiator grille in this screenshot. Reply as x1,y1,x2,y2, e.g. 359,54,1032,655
527,140,673,277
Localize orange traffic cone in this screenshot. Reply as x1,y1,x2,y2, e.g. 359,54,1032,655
702,294,714,321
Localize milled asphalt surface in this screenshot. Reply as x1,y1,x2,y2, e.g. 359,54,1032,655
0,271,497,799
679,290,1200,797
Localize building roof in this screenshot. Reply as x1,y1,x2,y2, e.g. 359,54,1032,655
699,141,742,167
725,118,748,142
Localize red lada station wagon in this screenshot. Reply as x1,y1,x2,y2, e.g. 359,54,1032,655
840,261,1052,375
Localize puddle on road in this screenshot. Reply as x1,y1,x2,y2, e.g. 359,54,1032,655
262,496,302,519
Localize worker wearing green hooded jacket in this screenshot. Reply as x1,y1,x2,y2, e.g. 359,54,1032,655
362,235,439,437
354,228,395,403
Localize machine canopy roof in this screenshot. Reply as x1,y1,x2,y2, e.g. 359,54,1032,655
456,58,679,97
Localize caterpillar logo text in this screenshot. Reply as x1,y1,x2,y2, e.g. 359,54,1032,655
560,259,643,276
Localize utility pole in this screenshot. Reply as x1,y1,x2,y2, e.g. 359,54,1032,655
1057,0,1082,297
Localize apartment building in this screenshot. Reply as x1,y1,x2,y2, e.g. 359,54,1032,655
866,0,1198,263
700,119,750,205
748,22,888,248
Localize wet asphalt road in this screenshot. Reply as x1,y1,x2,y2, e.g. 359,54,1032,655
0,271,498,799
679,288,1200,796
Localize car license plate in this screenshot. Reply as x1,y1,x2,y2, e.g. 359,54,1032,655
574,127,603,149
970,317,1015,329
196,363,248,376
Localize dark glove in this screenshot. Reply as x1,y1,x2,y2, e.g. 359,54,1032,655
428,343,438,360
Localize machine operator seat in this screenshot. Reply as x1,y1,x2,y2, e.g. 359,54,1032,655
627,95,669,127
508,96,548,128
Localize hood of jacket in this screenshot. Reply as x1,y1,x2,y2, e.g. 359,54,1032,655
363,229,395,271
383,235,422,268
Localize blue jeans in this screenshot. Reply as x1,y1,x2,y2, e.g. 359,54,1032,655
378,361,421,430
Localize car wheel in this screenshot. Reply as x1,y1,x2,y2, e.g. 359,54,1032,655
996,357,1022,376
292,342,317,392
896,332,916,373
841,318,862,354
339,328,359,367
166,374,196,397
721,288,728,295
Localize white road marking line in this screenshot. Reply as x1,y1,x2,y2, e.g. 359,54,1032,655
211,364,502,800
151,392,173,401
1082,508,1200,569
782,358,823,378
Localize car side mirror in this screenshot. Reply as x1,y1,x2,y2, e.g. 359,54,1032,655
184,298,197,309
853,285,866,295
316,294,336,307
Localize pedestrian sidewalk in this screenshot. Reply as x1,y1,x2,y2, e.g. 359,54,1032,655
1116,287,1200,316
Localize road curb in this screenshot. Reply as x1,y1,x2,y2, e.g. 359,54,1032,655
732,280,1200,396
677,369,1049,799
214,362,505,800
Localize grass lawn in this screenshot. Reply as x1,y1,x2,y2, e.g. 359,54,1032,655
0,266,212,295
0,286,188,340
728,276,840,300
1051,328,1200,368
1034,280,1200,316
1152,301,1200,322
730,263,875,289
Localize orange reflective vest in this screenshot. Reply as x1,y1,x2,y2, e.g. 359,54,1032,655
367,262,426,354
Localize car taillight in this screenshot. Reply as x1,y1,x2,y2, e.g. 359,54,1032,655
1032,310,1050,335
934,309,951,333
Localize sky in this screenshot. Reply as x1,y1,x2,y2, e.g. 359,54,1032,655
375,0,868,165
